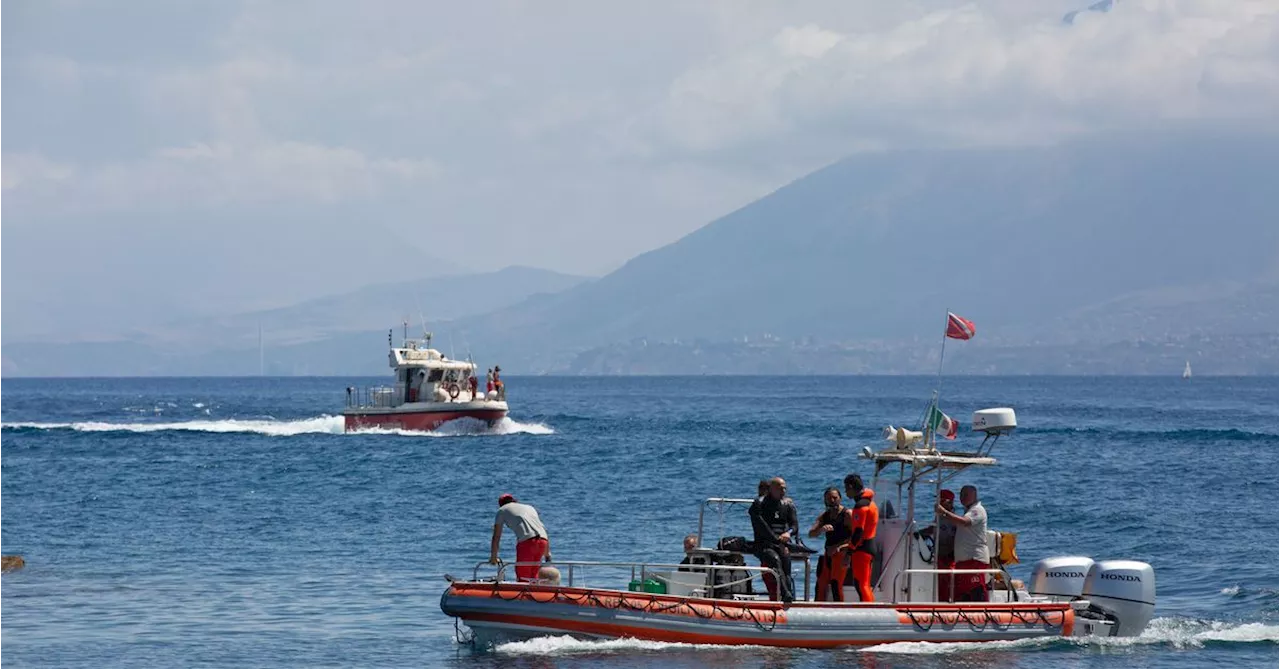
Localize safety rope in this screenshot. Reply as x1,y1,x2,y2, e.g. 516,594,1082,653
479,581,1066,637
482,581,781,630
454,617,476,646
906,606,1064,633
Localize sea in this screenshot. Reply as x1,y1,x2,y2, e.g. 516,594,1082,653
2,375,1277,668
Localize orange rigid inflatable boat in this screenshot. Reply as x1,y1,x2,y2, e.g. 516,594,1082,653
441,580,1077,647
441,405,1156,648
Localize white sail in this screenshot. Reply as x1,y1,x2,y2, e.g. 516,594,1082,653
1182,361,1191,379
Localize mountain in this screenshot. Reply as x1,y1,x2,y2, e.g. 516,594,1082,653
1,266,588,376
4,126,1275,376
114,265,589,349
445,126,1277,369
1,206,472,343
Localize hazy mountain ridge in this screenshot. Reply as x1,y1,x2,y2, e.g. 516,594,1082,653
0,266,588,376
116,265,589,349
445,126,1277,368
4,127,1275,377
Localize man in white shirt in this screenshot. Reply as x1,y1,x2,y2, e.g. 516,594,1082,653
489,493,552,581
936,484,989,602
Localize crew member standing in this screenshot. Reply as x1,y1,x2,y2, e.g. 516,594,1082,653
844,474,879,602
749,477,799,603
917,489,959,601
489,493,552,581
937,484,989,602
808,487,853,601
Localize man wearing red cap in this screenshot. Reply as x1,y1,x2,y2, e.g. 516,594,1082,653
490,493,551,581
919,489,959,601
936,485,989,602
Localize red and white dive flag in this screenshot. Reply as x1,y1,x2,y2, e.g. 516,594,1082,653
945,312,976,340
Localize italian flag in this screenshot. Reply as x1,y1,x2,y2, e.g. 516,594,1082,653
928,405,959,440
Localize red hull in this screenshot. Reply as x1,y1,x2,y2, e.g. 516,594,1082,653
344,408,507,432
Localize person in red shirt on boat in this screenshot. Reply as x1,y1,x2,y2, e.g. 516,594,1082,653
844,474,879,602
808,487,854,601
489,493,552,581
917,489,959,601
936,484,989,602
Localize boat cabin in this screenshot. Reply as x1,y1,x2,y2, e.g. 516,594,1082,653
388,339,479,404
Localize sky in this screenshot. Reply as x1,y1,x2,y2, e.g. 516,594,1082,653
2,0,1276,340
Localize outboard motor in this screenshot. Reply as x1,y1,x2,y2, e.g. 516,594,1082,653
1079,560,1156,636
1028,556,1095,601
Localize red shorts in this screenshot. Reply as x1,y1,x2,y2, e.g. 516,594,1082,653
954,559,989,602
515,537,548,580
937,557,955,602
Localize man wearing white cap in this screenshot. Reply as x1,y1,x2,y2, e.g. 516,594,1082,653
489,493,551,580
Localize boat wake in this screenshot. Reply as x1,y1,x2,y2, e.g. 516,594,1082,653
352,417,555,437
478,618,1277,657
857,617,1278,654
2,416,554,438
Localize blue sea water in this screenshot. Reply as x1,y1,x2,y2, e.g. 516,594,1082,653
2,375,1277,668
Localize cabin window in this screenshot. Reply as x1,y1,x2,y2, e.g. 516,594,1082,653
427,369,444,383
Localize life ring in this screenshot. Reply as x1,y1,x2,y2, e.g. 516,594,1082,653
446,383,461,400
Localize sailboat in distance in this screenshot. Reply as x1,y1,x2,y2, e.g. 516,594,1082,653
1183,360,1192,379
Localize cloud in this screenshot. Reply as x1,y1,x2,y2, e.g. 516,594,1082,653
2,0,1275,281
4,141,439,213
2,152,77,192
640,0,1279,155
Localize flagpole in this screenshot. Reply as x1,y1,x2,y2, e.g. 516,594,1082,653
929,309,950,452
936,308,949,393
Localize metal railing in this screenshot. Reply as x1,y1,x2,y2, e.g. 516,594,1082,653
891,568,1017,604
472,560,781,600
345,383,494,409
693,497,815,600
345,385,402,409
695,497,756,547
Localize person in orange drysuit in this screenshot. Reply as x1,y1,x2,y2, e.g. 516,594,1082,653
844,474,879,602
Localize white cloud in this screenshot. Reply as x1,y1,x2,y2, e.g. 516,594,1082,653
4,141,439,213
642,0,1279,155
2,152,78,191
2,0,1275,289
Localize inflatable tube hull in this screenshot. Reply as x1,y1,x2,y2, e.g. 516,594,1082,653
441,582,1074,648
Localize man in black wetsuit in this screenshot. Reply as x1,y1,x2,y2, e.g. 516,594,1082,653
808,486,854,601
749,477,799,603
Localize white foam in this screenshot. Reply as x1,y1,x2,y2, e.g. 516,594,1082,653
494,635,760,656
857,618,1278,655
3,415,346,437
1220,585,1242,596
1131,618,1279,647
350,417,555,437
860,637,1054,655
4,415,554,438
